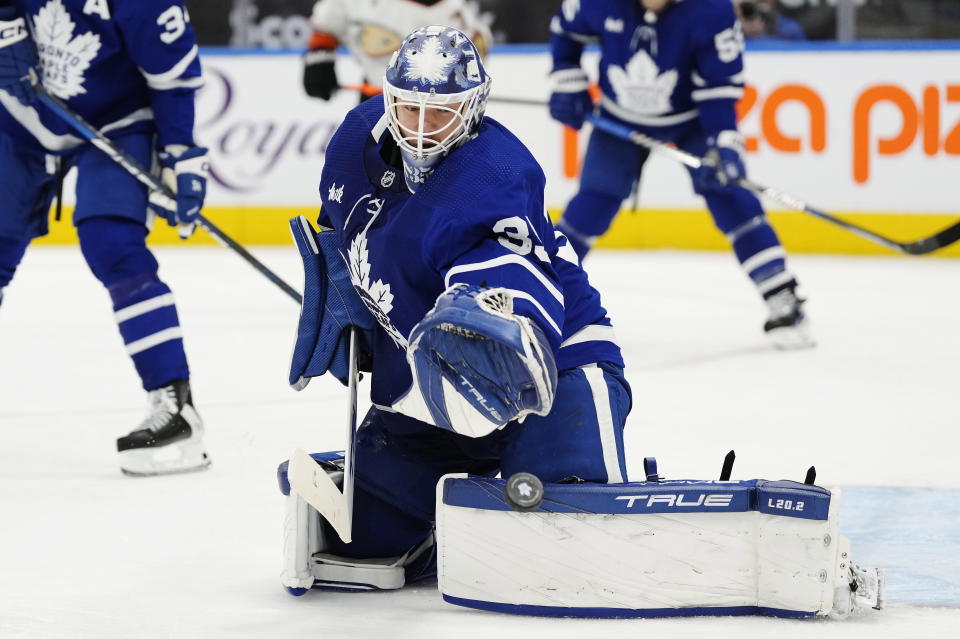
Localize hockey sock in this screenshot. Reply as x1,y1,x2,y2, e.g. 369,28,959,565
78,218,189,390
727,215,797,298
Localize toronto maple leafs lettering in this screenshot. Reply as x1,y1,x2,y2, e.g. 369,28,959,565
34,0,101,98
551,0,746,128
0,0,203,152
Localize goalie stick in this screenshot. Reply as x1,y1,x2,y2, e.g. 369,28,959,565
587,115,960,256
33,87,303,303
287,327,360,543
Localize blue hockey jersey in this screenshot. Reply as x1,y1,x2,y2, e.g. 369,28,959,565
0,0,202,153
551,0,745,135
318,97,624,412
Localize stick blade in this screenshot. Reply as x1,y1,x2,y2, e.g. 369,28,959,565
287,448,352,543
902,219,960,255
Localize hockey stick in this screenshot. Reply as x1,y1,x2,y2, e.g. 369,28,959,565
33,88,303,303
588,115,960,256
287,327,359,543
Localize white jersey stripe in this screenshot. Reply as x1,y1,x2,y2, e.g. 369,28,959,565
0,94,153,152
101,108,154,134
146,76,205,91
584,365,624,483
139,45,199,86
757,270,796,295
125,327,183,356
692,86,746,102
446,254,564,306
0,92,82,151
115,293,176,323
505,289,562,336
561,324,617,348
600,95,698,127
741,247,786,275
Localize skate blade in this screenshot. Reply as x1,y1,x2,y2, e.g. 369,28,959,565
119,436,211,477
120,457,211,477
766,324,816,350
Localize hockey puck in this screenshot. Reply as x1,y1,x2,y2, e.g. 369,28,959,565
504,472,544,512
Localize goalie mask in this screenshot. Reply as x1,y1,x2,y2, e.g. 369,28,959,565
383,26,491,167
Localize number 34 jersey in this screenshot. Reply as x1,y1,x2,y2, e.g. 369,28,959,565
317,98,624,409
551,0,746,132
0,0,201,153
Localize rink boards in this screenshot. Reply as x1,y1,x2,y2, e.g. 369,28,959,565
35,43,960,256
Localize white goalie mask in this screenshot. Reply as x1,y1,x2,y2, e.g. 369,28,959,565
382,26,491,162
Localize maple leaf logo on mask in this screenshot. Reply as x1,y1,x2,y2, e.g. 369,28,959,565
33,0,102,99
402,36,456,85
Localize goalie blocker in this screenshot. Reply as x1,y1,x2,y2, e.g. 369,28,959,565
438,474,883,619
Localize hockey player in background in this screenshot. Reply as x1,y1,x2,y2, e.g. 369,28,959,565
279,25,631,592
0,0,211,475
301,0,491,102
549,0,813,348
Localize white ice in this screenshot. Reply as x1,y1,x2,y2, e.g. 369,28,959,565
1,247,958,638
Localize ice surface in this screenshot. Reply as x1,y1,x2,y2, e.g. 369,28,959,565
1,247,958,638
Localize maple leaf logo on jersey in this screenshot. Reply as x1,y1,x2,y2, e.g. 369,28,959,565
607,50,677,115
347,231,408,349
402,36,455,85
33,0,102,99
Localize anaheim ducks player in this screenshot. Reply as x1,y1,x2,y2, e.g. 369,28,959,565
301,0,491,102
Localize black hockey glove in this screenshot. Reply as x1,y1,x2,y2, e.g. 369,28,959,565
303,31,339,100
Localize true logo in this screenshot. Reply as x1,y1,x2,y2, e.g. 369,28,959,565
615,493,734,508
380,170,395,187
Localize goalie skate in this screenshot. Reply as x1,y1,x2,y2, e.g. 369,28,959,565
117,380,211,476
764,286,815,350
830,562,885,619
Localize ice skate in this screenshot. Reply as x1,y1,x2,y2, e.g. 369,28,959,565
117,379,211,476
830,562,885,619
763,286,815,350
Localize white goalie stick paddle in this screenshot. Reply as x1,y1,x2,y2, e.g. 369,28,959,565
587,115,960,256
288,327,359,544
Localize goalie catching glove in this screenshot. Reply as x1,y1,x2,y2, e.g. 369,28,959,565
404,284,558,438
